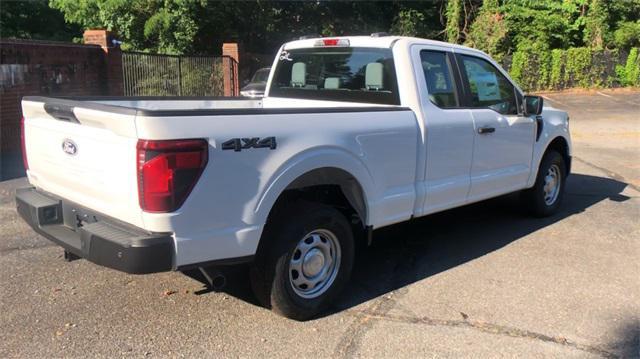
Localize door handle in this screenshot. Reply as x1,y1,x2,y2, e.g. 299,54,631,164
478,126,495,134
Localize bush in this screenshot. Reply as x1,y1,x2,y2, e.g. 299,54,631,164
616,48,640,87
507,47,634,91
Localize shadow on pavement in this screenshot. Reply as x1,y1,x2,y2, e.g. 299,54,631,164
610,319,640,358
184,173,630,316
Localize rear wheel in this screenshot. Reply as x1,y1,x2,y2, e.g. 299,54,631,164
250,201,354,320
523,150,566,217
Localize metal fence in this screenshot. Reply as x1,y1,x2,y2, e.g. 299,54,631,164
122,52,237,96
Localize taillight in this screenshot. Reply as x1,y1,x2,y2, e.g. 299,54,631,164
314,38,350,47
136,139,208,213
20,116,28,170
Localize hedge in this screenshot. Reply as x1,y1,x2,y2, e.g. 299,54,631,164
505,47,640,92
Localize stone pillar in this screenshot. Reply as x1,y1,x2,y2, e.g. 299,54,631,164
83,29,124,96
222,43,240,97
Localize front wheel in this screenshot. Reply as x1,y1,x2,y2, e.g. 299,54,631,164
522,150,566,217
250,201,354,320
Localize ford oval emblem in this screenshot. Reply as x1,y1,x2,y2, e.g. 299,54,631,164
62,139,78,156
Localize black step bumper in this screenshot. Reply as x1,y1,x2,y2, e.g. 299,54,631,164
16,187,174,274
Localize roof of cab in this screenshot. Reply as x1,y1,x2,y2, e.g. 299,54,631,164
283,35,484,55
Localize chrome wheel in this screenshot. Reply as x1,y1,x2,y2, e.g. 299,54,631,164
543,164,561,205
288,229,341,299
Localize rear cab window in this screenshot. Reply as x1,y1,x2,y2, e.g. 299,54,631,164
420,50,460,108
268,47,400,105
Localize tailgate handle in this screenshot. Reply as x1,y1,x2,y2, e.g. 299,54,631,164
44,103,80,124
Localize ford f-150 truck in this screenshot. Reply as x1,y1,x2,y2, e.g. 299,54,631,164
17,35,571,320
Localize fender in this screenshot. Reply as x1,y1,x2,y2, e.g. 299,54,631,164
250,147,376,228
526,107,572,187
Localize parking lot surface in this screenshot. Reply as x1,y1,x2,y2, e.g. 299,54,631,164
1,90,638,358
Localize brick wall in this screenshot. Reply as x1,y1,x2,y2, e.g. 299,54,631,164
0,38,113,180
222,43,240,96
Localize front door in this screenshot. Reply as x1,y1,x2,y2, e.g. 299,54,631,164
457,54,535,201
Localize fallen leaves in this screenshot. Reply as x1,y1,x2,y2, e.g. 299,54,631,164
162,290,177,297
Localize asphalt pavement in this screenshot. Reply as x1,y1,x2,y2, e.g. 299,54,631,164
1,89,638,358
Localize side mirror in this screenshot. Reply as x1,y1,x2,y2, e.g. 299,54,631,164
523,95,543,116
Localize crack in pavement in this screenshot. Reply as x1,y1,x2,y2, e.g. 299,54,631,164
333,293,399,358
333,243,418,358
344,309,619,358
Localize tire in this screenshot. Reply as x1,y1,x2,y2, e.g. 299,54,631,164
522,150,566,217
250,200,355,320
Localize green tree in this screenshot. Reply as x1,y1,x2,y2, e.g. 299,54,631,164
584,0,609,48
613,21,640,49
0,0,81,41
465,0,508,60
390,2,442,38
445,0,463,43
49,0,206,54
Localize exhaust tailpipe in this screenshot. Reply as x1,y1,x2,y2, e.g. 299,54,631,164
198,267,226,291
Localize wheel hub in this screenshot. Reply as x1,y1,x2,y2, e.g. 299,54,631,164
543,164,561,205
302,249,325,277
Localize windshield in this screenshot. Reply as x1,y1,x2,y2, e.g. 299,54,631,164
252,68,270,83
268,47,399,105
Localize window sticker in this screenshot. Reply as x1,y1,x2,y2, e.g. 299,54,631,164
475,72,500,101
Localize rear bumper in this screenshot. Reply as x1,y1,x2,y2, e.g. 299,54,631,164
16,187,174,274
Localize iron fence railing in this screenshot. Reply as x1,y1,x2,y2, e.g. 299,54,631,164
122,52,237,96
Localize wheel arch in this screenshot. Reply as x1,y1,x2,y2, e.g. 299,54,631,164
528,134,571,188
252,164,372,262
544,136,571,174
252,148,376,230
283,167,368,222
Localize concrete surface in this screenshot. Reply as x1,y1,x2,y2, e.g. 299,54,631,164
1,90,639,358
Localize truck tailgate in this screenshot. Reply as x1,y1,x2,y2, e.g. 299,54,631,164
21,98,144,228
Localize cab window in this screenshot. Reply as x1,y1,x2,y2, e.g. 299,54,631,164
420,51,459,108
460,55,519,115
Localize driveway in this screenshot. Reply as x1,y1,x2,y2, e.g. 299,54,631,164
1,90,638,358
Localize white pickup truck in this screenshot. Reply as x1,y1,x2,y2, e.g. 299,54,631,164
17,35,571,320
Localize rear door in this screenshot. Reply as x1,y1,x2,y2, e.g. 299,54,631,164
412,47,475,215
21,98,144,228
455,53,535,201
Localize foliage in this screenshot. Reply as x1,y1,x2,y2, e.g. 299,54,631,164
616,48,640,87
564,47,594,87
4,0,640,90
613,21,640,49
2,1,631,55
507,46,637,91
0,0,81,41
464,0,507,61
48,0,207,54
501,0,585,51
391,9,425,37
583,0,608,48
549,49,564,88
445,0,463,44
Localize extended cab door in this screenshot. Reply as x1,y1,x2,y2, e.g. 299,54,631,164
412,47,475,215
455,53,535,201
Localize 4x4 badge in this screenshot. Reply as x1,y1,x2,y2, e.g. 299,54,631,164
222,137,277,152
